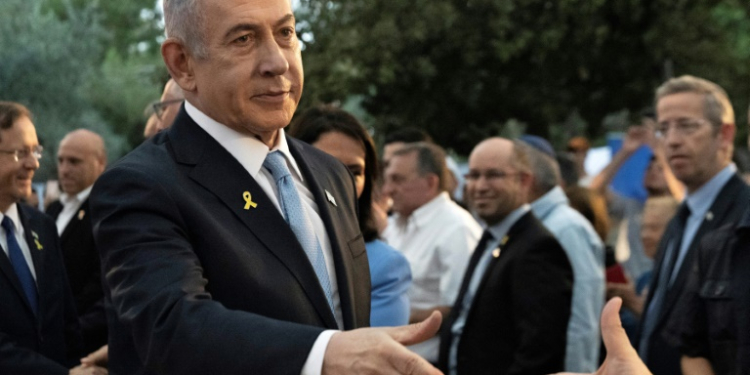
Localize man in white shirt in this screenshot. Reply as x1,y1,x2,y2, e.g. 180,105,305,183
87,0,444,374
46,129,107,353
383,142,482,363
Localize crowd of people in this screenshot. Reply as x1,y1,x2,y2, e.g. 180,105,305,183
1,0,749,374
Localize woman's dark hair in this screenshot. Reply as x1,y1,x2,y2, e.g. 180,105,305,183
289,105,379,242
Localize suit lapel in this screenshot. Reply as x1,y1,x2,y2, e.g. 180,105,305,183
169,114,338,328
288,139,357,329
59,200,87,245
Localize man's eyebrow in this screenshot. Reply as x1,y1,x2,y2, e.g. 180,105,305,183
223,14,296,40
274,14,296,28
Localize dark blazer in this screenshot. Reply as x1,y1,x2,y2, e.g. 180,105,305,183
89,108,371,375
438,212,573,375
46,198,107,352
0,203,83,374
638,173,750,375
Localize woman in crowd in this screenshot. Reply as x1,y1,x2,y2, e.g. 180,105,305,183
289,105,412,327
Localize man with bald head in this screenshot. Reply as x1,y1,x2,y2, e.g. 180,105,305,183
46,129,108,353
144,78,185,138
438,137,573,375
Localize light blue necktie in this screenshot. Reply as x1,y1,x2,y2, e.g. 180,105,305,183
2,216,38,315
263,151,334,312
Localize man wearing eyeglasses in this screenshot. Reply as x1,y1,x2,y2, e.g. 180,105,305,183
0,102,106,374
144,78,184,138
46,129,107,354
636,75,750,375
438,137,573,375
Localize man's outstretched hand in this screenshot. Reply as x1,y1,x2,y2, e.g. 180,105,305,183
553,297,652,375
323,310,444,374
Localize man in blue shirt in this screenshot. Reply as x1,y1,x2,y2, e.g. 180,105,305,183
521,137,606,373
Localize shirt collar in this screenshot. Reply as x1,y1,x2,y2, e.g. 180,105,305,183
401,191,452,228
60,185,93,205
685,163,736,220
530,186,567,220
184,101,304,181
1,203,22,233
486,204,530,243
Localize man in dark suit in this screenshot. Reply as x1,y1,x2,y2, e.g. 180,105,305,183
0,102,106,374
637,75,750,374
438,137,573,375
88,0,442,374
46,129,108,353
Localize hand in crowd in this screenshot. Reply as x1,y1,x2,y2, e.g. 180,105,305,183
552,297,652,375
80,345,108,368
323,311,443,375
69,364,108,375
621,125,652,155
606,282,645,317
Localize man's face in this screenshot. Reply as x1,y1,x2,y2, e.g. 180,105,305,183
0,116,39,211
466,139,526,226
57,135,105,196
155,80,184,132
658,92,728,192
383,152,432,217
188,0,303,140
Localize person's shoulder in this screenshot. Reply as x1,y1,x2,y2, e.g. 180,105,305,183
366,239,411,282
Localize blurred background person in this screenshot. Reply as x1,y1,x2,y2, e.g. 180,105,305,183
520,136,605,373
144,78,184,138
383,142,481,363
567,136,592,185
46,129,108,353
289,105,412,327
607,196,678,343
590,119,684,284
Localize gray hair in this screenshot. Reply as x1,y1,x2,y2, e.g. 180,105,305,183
520,141,560,195
163,0,209,59
393,142,449,192
656,75,734,130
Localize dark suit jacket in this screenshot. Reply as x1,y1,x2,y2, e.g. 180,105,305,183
46,198,107,352
90,108,371,375
438,212,573,375
0,203,83,374
638,173,750,375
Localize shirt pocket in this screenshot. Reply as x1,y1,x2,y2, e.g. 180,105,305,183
699,279,736,342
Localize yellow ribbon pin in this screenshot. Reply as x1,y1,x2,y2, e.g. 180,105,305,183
243,191,258,210
34,239,43,251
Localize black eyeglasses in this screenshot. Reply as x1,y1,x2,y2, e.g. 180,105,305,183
464,170,519,182
152,99,184,120
0,145,43,162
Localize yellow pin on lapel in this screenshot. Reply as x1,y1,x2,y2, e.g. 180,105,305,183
78,210,86,220
501,236,509,245
31,231,43,250
243,191,258,210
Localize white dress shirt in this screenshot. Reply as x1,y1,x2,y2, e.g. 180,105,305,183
383,191,482,362
185,102,339,375
55,185,92,235
1,203,37,281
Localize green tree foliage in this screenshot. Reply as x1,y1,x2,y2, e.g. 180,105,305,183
1,0,165,183
298,0,750,153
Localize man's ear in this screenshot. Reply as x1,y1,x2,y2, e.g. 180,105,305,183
162,38,197,93
426,173,440,193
